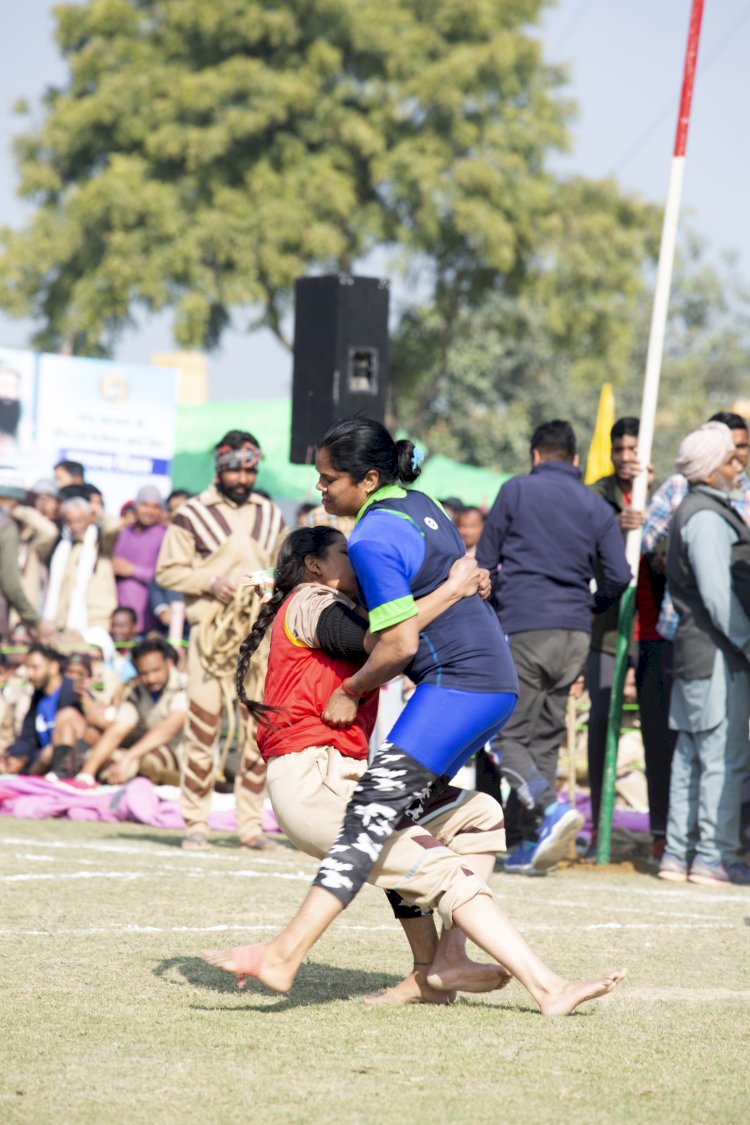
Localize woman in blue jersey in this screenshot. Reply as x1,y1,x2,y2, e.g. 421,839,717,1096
205,419,626,1015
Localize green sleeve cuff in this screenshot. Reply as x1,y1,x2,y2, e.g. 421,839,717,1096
368,595,418,633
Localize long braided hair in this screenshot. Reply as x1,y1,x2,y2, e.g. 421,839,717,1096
236,525,345,725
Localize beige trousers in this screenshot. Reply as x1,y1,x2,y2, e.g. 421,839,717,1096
267,746,506,928
180,630,267,844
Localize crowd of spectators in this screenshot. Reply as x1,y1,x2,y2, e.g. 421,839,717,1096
472,410,750,887
0,412,748,887
0,458,192,784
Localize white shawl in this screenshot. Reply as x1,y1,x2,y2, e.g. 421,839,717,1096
44,524,99,632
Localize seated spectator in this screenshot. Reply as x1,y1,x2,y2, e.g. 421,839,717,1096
112,486,166,633
0,652,17,750
42,497,117,633
0,644,83,774
53,459,84,490
456,506,485,557
76,637,186,786
659,424,750,887
110,606,139,682
1,631,33,739
65,650,120,724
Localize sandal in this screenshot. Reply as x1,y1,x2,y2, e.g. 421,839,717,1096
181,832,212,851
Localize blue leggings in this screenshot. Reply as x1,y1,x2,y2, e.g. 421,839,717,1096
313,684,517,907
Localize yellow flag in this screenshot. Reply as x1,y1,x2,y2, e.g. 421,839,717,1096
584,383,615,485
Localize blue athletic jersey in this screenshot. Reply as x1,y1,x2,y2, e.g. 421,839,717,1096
35,688,61,749
349,486,518,693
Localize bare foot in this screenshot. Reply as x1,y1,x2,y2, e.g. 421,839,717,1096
202,944,296,993
426,960,512,994
363,968,457,1006
539,968,628,1017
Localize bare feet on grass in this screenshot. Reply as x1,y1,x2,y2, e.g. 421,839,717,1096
538,968,628,1017
363,967,457,1006
203,944,295,993
426,958,512,995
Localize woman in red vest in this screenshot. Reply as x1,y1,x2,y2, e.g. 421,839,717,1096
206,525,627,1015
234,525,511,1004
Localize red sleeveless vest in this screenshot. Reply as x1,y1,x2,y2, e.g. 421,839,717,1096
257,592,378,762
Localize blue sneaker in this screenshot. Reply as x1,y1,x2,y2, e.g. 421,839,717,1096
688,857,750,886
503,840,547,876
530,801,584,872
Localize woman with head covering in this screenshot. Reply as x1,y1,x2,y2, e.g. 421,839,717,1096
659,423,750,886
111,486,166,632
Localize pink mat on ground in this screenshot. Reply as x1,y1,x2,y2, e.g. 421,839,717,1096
0,775,280,834
559,789,650,840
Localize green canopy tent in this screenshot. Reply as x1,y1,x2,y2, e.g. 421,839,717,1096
417,454,510,510
173,400,316,501
173,401,510,509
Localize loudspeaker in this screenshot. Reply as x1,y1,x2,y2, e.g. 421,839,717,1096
290,274,390,464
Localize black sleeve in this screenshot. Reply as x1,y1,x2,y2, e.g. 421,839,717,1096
59,677,84,714
6,692,42,760
316,603,369,663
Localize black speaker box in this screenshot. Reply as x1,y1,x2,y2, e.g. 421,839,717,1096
290,274,390,464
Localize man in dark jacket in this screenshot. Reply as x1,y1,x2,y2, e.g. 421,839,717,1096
0,644,83,774
477,419,631,875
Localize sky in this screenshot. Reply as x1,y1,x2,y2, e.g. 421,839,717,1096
1,0,749,402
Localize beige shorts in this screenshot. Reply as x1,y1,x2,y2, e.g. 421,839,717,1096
267,747,506,927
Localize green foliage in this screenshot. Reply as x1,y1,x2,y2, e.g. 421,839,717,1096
4,0,745,481
0,0,568,353
627,239,750,481
393,214,750,483
391,175,662,470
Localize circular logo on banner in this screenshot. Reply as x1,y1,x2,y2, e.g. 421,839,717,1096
424,517,438,530
100,372,129,403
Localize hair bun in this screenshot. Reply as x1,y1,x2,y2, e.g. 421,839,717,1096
396,439,421,484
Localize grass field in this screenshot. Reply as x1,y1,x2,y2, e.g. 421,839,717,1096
1,818,749,1125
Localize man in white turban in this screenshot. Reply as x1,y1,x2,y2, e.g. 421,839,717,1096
659,422,750,886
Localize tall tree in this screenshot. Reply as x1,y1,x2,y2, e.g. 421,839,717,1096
392,175,662,467
393,225,750,483
0,0,571,355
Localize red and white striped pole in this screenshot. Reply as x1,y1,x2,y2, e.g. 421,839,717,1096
626,0,705,571
597,0,706,864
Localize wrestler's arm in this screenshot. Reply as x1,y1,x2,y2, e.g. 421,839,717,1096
322,536,483,726
316,557,483,662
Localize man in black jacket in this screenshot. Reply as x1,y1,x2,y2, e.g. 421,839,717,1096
0,645,84,774
477,420,631,875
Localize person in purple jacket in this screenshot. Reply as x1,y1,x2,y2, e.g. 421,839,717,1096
112,487,166,633
477,420,632,876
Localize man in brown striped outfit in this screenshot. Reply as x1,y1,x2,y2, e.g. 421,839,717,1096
156,430,286,850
